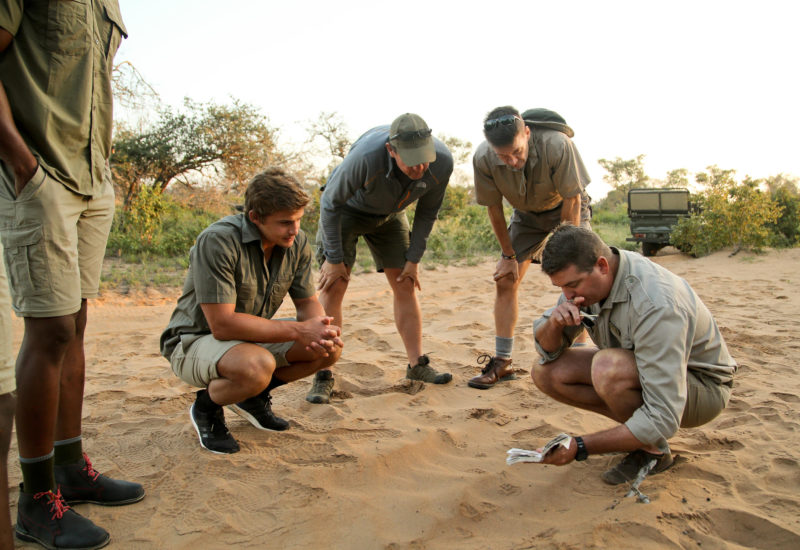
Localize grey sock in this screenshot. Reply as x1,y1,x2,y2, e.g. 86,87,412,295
495,336,513,360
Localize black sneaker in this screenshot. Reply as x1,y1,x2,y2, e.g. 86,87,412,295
16,486,110,550
228,393,289,431
55,453,145,506
189,402,240,454
306,369,334,404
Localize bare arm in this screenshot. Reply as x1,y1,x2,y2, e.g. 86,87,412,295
486,203,513,256
486,203,519,282
533,297,584,353
0,29,38,195
560,194,581,226
541,424,651,466
200,302,342,355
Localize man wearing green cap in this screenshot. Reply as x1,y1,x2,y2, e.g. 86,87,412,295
308,113,454,404
467,106,592,390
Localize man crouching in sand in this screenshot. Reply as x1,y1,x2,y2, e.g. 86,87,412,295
530,224,735,483
161,168,343,454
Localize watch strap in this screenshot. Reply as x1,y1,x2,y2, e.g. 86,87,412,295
574,436,588,461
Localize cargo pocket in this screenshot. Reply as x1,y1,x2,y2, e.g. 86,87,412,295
0,225,52,297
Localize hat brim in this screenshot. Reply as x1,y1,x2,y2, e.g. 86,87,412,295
523,120,574,138
394,142,436,167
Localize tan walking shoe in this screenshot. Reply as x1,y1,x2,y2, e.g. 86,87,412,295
467,354,517,389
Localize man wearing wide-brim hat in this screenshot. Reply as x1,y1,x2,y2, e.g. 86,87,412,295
467,106,592,390
308,113,454,404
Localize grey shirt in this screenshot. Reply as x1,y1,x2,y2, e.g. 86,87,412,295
319,125,452,264
533,249,736,451
160,213,315,359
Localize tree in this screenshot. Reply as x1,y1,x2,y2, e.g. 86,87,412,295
436,133,473,165
665,168,689,188
598,155,650,195
111,98,283,207
306,111,352,163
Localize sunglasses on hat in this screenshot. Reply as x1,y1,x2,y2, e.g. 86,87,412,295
483,114,522,131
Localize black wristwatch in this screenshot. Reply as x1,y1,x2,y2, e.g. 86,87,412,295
501,252,516,260
574,436,588,461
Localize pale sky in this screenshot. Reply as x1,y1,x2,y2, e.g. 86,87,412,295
116,0,800,198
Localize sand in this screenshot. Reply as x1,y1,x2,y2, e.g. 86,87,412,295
7,247,800,549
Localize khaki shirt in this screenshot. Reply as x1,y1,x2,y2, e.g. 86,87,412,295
473,127,590,212
160,214,316,359
534,249,736,451
0,0,127,197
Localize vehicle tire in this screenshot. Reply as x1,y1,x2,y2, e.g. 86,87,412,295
642,243,660,257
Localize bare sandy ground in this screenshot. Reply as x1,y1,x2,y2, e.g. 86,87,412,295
8,247,800,549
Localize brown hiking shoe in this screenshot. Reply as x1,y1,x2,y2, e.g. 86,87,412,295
468,354,517,389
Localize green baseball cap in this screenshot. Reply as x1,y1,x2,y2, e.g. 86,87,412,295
388,113,436,166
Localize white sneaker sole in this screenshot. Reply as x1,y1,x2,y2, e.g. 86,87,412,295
227,404,289,432
189,404,239,454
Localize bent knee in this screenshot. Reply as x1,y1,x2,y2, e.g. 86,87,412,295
494,275,519,294
531,363,556,395
590,349,637,388
315,347,342,371
239,354,276,388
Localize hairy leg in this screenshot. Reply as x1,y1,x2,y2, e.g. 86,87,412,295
494,260,532,339
383,267,421,365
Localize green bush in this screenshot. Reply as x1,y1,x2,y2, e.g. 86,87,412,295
671,171,782,256
107,192,223,259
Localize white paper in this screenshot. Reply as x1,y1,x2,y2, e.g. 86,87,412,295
506,433,572,465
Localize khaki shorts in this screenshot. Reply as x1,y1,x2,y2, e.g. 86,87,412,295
316,207,409,272
509,206,592,263
0,165,114,317
169,334,294,388
680,370,732,428
0,239,15,394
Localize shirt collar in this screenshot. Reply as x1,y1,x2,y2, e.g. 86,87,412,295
604,247,630,307
240,213,263,245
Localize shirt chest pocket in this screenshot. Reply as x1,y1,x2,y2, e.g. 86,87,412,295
269,274,293,301
609,321,634,350
45,0,91,56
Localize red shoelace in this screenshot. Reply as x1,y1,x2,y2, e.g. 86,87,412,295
81,453,100,482
33,488,71,520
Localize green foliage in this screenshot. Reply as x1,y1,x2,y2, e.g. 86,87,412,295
425,204,498,263
436,134,473,165
437,185,473,219
670,166,782,256
107,192,225,258
764,174,800,247
591,201,629,225
665,168,690,188
593,222,639,251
